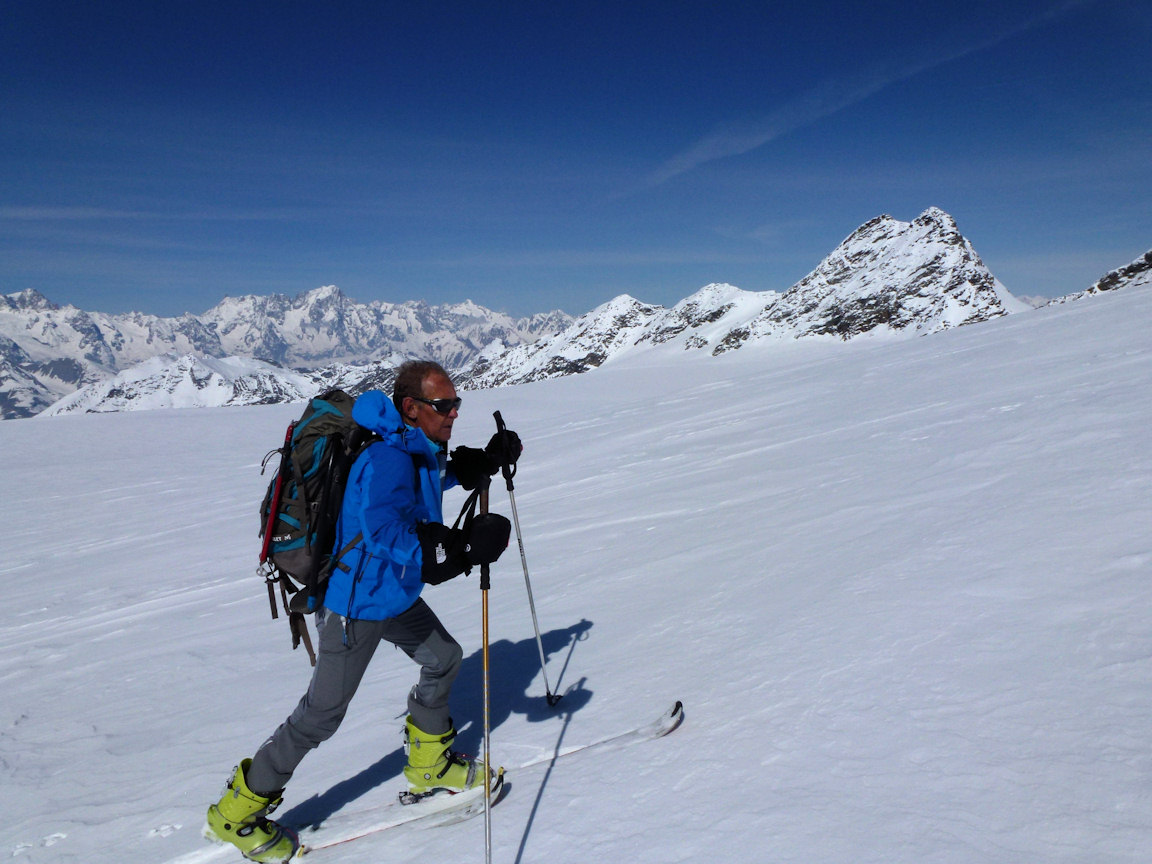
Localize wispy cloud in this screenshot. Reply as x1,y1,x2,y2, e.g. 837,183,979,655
0,205,311,222
643,72,898,190
0,207,149,221
643,0,1093,190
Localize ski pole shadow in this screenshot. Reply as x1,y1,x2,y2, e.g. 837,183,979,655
513,675,588,864
280,749,407,830
452,618,594,754
277,618,593,828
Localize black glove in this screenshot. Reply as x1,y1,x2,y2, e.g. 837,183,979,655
417,522,470,585
485,429,522,471
464,512,512,566
449,446,497,491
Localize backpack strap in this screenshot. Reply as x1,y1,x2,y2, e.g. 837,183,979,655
324,436,383,577
328,532,362,574
289,611,317,666
272,577,318,666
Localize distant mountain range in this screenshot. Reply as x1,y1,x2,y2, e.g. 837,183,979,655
1,289,570,419
4,207,1148,419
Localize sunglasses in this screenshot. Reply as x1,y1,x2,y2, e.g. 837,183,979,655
411,396,462,415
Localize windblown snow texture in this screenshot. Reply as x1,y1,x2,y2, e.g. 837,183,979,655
2,279,1150,864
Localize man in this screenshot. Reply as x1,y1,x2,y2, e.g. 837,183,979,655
206,360,516,863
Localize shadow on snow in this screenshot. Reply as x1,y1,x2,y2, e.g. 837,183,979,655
281,618,594,830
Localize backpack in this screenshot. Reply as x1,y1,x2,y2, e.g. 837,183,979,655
258,389,380,664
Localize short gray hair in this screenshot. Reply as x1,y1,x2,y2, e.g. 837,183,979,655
392,360,451,413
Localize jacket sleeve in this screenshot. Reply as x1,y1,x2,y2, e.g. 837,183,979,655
354,445,424,568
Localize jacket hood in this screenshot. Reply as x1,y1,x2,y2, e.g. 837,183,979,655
351,389,404,435
351,389,439,460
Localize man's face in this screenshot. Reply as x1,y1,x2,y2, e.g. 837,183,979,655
403,372,460,443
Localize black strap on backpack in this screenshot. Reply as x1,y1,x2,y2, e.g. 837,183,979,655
281,581,317,665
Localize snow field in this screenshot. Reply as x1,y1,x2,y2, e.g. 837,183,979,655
1,284,1150,863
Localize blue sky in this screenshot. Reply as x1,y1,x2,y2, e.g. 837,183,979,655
2,1,1149,317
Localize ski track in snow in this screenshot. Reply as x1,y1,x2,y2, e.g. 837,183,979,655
2,285,1151,863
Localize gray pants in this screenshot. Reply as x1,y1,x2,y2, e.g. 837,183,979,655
245,598,462,795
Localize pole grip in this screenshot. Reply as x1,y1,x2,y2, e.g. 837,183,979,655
492,410,516,489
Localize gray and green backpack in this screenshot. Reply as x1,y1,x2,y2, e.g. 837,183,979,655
259,389,380,663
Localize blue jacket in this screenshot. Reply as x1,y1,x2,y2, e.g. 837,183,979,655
322,390,458,620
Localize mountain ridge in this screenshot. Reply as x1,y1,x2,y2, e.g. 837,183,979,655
1,288,568,419
459,207,1034,388
6,208,1149,418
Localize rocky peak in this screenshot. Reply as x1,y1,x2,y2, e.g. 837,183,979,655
3,288,59,312
719,206,1024,347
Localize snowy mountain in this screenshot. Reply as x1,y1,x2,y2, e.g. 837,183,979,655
39,354,321,416
461,207,1028,388
719,206,1030,346
2,279,1150,864
460,284,777,387
38,352,423,418
0,287,568,419
194,286,566,368
6,209,1147,418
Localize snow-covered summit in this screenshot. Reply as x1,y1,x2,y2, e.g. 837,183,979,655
1,288,59,312
715,207,1029,351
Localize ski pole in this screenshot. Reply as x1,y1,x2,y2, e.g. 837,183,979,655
479,478,494,864
493,411,560,707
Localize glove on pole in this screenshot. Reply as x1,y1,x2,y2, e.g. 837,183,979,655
493,411,560,707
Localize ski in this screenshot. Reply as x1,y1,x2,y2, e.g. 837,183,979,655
296,768,506,856
518,700,684,770
178,703,683,863
295,702,682,855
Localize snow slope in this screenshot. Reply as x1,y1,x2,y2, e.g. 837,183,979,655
1,283,1150,864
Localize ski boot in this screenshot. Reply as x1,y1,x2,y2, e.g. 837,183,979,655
204,758,299,863
403,716,487,796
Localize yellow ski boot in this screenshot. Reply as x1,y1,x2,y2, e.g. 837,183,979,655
205,759,299,863
403,716,487,795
